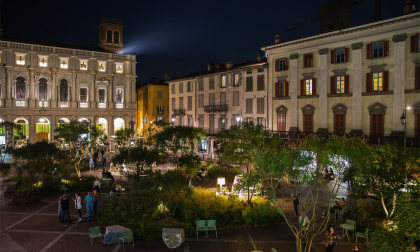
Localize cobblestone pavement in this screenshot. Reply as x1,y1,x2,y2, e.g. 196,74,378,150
1,157,371,252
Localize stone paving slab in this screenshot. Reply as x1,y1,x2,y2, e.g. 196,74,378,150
189,240,254,252
0,213,30,230
0,201,50,213
7,231,60,252
46,234,116,252
10,215,70,233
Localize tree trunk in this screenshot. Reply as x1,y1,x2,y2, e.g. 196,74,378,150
389,192,397,219
381,193,390,220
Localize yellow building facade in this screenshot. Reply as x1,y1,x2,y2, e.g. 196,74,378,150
136,82,169,139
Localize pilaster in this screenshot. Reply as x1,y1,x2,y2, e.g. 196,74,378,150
289,53,298,132
28,68,36,108
51,69,57,108
4,66,13,108
71,71,77,108
29,115,36,143
350,42,363,135
317,48,328,133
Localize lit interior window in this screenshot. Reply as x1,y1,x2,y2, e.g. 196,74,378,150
373,72,383,92
234,74,239,86
60,59,68,69
39,57,48,67
16,56,25,65
99,62,106,72
116,63,123,73
80,60,88,70
221,76,227,87
336,76,345,94
305,79,312,95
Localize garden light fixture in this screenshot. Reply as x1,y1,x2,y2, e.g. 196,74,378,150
217,177,225,191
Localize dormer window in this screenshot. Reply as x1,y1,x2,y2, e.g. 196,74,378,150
98,61,106,72
16,55,25,65
39,56,48,67
60,58,68,69
80,60,88,70
116,63,123,73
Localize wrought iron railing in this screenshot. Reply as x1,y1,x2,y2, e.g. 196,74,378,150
204,105,228,113
173,109,185,116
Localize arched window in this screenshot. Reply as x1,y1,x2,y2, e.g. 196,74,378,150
59,79,68,106
114,31,119,44
107,30,112,43
39,78,48,102
16,77,26,101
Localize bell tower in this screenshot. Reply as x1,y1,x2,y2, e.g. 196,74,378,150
98,17,125,53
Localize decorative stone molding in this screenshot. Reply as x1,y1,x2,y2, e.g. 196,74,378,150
319,48,328,55
219,114,227,118
332,69,348,76
351,42,363,50
95,77,110,86
331,103,348,115
58,76,71,85
413,60,420,67
275,105,288,114
290,53,298,60
301,104,315,115
12,73,28,81
392,33,407,43
367,102,387,115
368,64,387,72
276,76,288,82
301,72,315,79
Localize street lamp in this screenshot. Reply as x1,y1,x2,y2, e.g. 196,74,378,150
400,106,411,148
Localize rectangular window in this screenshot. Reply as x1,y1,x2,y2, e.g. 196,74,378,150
98,89,106,103
80,88,87,102
278,59,285,71
209,93,214,106
247,70,252,74
233,74,239,86
304,54,313,68
233,92,239,106
188,96,192,111
198,78,204,91
305,79,312,95
246,99,253,114
278,82,285,97
171,84,175,94
187,117,193,126
257,118,264,126
373,72,383,92
187,81,193,92
258,69,264,73
199,117,204,128
60,85,67,102
209,117,214,130
221,76,227,88
257,75,264,91
171,98,175,110
221,118,226,129
60,59,68,69
179,98,183,110
179,82,183,93
142,116,147,124
209,77,215,89
198,95,204,107
39,57,48,67
99,62,106,71
116,90,123,103
157,90,163,99
116,63,123,73
220,92,226,105
372,42,383,58
335,49,345,63
336,76,345,94
179,117,184,126
80,60,88,70
246,77,253,92
16,55,25,65
257,98,264,114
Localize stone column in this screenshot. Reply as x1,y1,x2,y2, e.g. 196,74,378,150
90,74,96,108
71,71,77,108
124,83,129,109
350,42,364,135
317,48,328,133
390,34,407,137
289,53,299,131
29,115,36,143
108,76,114,108
131,80,136,109
51,70,57,108
28,68,36,108
5,66,12,108
109,116,115,136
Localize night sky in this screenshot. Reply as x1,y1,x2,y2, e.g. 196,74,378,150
1,0,410,84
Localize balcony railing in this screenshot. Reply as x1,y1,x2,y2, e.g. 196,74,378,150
202,127,226,135
204,105,228,113
173,109,185,116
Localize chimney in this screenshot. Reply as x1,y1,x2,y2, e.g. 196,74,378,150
151,77,156,82
207,62,214,71
257,53,263,62
216,63,221,69
404,0,416,14
164,72,169,80
226,60,233,68
275,35,282,43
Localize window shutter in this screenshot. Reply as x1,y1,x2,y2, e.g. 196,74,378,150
367,43,372,59
312,78,316,96
218,118,222,129
344,75,349,93
275,82,279,98
416,67,420,90
275,59,279,72
383,71,389,92
344,48,349,62
238,73,242,86
331,49,335,64
383,41,389,57
366,73,372,93
330,76,335,94
300,79,304,96
285,58,289,70
411,35,418,53
285,81,289,97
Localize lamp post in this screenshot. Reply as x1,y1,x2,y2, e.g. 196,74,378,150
400,106,411,149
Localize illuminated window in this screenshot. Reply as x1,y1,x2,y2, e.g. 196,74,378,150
98,61,106,72
80,60,88,70
16,55,25,65
98,89,106,103
278,82,286,97
60,58,68,68
16,77,26,101
233,74,239,86
80,88,87,102
373,72,383,92
336,76,345,94
116,63,123,73
39,57,48,67
221,76,227,88
305,79,312,95
116,89,123,103
187,81,193,92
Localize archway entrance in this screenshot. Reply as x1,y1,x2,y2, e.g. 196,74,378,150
36,117,50,142
96,118,108,135
114,118,124,133
14,118,29,148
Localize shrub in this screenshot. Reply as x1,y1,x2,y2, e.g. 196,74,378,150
205,161,241,181
343,200,386,231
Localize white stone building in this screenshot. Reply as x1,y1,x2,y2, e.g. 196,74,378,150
0,17,137,145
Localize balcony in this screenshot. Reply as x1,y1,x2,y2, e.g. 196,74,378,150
173,109,185,116
202,127,226,135
203,105,228,113
116,103,124,108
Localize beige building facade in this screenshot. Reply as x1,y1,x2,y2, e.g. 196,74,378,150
263,12,420,140
0,17,137,144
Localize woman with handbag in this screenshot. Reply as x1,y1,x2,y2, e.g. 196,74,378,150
323,225,336,252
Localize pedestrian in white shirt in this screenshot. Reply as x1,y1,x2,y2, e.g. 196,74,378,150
72,192,82,221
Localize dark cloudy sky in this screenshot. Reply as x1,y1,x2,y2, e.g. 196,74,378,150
1,0,409,84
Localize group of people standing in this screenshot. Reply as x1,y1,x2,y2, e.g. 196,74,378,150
89,149,107,173
58,190,99,226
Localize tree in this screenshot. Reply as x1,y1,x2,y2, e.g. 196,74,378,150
150,126,206,154
115,128,135,146
112,141,160,167
0,121,22,166
255,135,369,252
176,152,202,185
145,120,171,144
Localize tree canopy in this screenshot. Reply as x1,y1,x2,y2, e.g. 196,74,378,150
115,128,135,146
150,126,206,153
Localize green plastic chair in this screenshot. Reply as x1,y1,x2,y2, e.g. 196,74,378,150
119,232,134,251
356,228,369,245
345,219,357,238
272,249,278,252
206,220,217,238
100,193,109,204
60,184,70,195
196,220,207,238
89,226,102,247
110,192,118,203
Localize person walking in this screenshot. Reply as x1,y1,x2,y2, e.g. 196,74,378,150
89,158,94,173
324,225,336,252
93,177,101,194
58,196,63,223
93,190,99,216
84,191,95,221
72,192,82,222
293,193,300,217
61,195,73,226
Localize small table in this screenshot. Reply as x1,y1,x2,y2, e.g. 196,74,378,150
339,224,354,243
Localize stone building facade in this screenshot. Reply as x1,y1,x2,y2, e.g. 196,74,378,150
263,11,420,140
0,17,137,144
